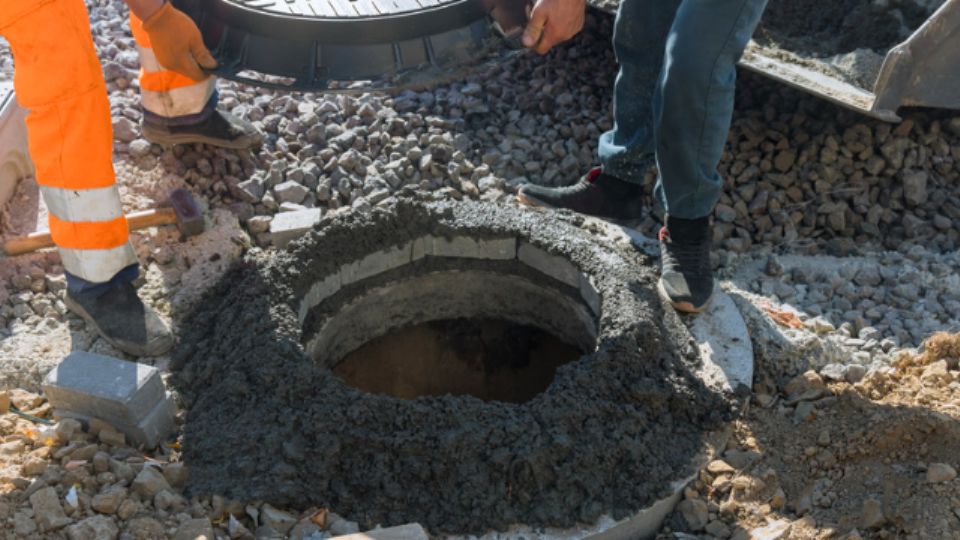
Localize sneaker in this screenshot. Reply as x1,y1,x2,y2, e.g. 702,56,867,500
658,215,714,313
517,167,645,220
142,110,262,150
64,282,174,357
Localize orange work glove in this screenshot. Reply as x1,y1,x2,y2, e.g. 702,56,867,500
141,2,217,82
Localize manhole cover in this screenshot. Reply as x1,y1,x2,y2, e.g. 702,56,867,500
171,199,748,536
172,0,526,91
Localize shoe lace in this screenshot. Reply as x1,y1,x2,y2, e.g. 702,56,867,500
659,227,711,277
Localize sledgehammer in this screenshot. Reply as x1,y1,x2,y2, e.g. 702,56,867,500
1,188,203,257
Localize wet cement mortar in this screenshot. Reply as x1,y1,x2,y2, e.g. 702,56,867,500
756,0,937,56
169,198,739,534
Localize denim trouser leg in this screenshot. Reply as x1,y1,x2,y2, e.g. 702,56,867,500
597,0,680,182
598,0,768,220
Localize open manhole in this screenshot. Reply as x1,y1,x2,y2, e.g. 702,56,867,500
172,199,747,537
172,0,526,91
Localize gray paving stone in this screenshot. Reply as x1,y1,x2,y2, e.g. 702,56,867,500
54,394,175,449
429,235,516,260
518,242,580,288
298,272,343,323
340,241,413,285
269,208,322,248
43,352,165,427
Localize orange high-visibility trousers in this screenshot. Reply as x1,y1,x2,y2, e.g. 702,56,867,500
0,0,137,283
129,12,215,118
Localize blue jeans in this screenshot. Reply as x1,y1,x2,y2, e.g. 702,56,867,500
597,0,768,219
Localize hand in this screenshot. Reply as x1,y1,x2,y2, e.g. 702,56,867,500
521,0,586,55
141,2,217,81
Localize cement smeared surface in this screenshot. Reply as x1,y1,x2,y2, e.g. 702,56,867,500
170,199,738,534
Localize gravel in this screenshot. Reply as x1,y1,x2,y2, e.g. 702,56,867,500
1,2,960,368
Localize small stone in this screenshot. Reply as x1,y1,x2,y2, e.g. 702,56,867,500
677,499,709,531
261,504,297,534
154,489,186,512
247,216,272,234
705,519,732,538
132,466,172,498
99,428,125,447
92,486,127,514
326,513,359,536
926,462,957,483
164,463,189,489
116,499,140,520
29,486,72,532
65,515,118,540
274,181,310,204
783,371,826,398
129,139,152,159
751,519,791,540
707,459,736,474
112,117,138,143
770,488,786,509
902,170,928,206
173,517,215,540
860,498,886,529
845,365,867,384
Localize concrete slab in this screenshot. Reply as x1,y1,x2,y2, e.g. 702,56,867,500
340,241,412,285
0,84,33,211
518,241,581,288
270,208,322,248
428,235,516,260
689,290,755,393
43,352,166,427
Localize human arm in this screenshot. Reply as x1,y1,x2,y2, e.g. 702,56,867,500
125,0,217,81
521,0,586,55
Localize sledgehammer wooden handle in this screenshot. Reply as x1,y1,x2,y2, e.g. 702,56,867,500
2,208,177,257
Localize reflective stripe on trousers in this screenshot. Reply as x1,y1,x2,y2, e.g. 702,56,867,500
0,0,137,283
129,12,215,118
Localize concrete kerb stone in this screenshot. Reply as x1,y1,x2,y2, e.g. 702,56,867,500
43,352,176,448
270,208,322,248
429,235,517,260
341,241,413,285
518,241,581,289
689,290,755,394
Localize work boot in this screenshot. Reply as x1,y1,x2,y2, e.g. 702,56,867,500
64,282,175,357
517,167,645,220
658,215,714,314
141,110,262,150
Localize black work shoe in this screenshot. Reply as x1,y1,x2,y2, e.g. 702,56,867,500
658,215,715,314
517,167,645,220
142,110,263,150
64,282,174,357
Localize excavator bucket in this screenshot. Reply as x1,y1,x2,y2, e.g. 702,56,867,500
742,0,960,122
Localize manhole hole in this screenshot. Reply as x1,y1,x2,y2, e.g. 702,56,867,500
172,199,746,537
334,318,583,403
172,0,524,91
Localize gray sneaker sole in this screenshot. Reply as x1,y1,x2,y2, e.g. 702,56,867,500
657,278,714,314
141,124,260,150
64,294,174,357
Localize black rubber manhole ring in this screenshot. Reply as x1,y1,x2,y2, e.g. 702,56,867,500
173,0,520,91
171,199,742,535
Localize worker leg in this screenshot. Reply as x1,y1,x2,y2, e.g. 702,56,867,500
1,0,173,356
130,12,261,149
651,0,768,219
597,0,681,182
1,0,138,287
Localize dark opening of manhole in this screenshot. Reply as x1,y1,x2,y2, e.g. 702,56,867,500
334,318,583,403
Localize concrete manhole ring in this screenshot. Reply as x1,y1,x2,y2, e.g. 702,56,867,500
172,199,750,537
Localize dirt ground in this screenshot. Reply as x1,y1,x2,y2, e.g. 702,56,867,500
658,332,960,539
1,334,958,539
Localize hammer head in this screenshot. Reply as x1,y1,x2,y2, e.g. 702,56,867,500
168,188,205,237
